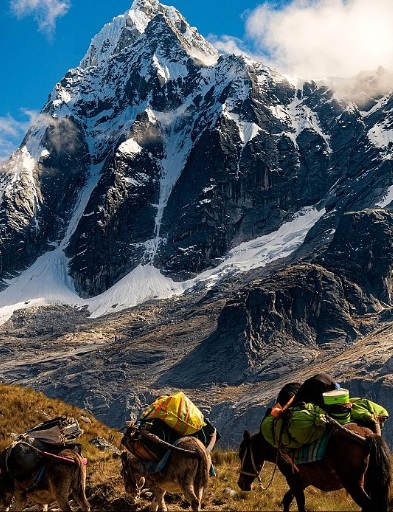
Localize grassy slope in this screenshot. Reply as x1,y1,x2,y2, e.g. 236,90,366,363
0,383,367,511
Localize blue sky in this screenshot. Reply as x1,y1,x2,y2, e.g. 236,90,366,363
1,0,392,161
0,1,263,117
0,0,266,160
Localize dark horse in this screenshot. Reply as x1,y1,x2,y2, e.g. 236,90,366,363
238,419,391,512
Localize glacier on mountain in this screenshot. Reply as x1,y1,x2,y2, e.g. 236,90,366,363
0,0,392,325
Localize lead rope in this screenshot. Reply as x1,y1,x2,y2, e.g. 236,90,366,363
256,447,279,491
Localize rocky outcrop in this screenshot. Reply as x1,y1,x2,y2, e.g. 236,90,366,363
157,207,393,389
156,263,374,387
316,209,393,306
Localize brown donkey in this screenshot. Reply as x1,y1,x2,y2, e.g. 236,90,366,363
0,446,90,512
121,435,214,511
238,423,391,512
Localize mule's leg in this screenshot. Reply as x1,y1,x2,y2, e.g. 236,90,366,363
283,468,306,512
149,497,159,512
0,492,13,512
291,487,306,512
341,482,371,512
72,489,91,512
149,488,166,511
182,484,203,512
281,489,294,512
181,484,201,512
334,458,371,511
53,494,72,512
11,491,28,512
48,470,73,512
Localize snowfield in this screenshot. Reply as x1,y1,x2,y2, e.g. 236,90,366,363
0,207,324,324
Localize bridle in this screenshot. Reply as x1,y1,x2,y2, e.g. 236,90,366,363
239,439,264,483
239,438,277,490
121,453,144,498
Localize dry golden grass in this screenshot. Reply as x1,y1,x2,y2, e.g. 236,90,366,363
204,451,360,512
0,383,381,511
0,382,122,461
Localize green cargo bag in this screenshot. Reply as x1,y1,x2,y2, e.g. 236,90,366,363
261,403,328,449
350,398,389,428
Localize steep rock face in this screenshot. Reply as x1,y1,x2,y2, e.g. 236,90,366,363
66,113,163,296
0,118,89,280
156,264,368,387
158,208,393,389
1,0,393,298
316,209,393,306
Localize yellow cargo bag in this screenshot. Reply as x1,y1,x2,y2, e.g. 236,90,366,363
140,391,206,436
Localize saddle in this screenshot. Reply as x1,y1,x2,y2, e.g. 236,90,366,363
4,416,83,487
124,419,180,461
124,416,219,462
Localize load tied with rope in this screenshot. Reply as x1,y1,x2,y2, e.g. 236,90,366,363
121,391,219,474
261,388,388,453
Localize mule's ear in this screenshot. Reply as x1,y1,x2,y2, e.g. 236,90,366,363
243,430,251,441
137,477,145,489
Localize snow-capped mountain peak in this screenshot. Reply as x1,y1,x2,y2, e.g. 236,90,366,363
80,0,218,69
1,0,393,327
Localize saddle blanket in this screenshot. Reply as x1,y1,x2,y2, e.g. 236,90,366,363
139,438,183,474
284,430,333,464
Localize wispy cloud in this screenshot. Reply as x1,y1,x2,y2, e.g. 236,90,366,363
208,35,249,57
245,0,393,79
0,110,37,165
10,0,71,36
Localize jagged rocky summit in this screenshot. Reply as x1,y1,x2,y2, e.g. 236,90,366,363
0,0,393,447
2,0,393,301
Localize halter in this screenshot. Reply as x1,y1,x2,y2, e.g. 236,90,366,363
239,439,277,490
121,454,144,500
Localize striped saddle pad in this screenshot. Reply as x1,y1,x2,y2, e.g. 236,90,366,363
285,430,333,464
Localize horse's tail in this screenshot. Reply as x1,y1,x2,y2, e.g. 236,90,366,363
365,434,391,512
206,429,217,454
70,453,90,512
196,444,210,502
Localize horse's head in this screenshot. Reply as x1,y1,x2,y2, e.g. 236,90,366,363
238,429,266,491
120,451,145,504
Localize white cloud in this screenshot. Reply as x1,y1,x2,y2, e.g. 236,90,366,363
10,0,71,35
246,0,393,79
208,35,248,56
0,110,37,165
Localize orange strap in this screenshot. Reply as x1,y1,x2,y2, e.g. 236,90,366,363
271,394,295,418
280,451,299,473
